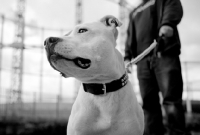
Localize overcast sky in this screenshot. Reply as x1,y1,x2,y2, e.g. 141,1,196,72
0,0,200,102
0,0,199,60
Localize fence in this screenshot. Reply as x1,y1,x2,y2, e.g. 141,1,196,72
0,13,200,120
0,14,75,120
0,93,72,121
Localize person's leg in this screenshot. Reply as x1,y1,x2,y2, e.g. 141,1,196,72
137,57,165,135
154,55,190,135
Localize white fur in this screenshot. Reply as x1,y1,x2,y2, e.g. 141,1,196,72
47,15,144,135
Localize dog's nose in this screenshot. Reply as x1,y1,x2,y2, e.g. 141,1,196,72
44,37,61,46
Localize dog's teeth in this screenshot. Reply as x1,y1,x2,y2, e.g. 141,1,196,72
84,63,90,67
78,60,81,64
78,60,90,68
78,60,84,66
76,59,91,68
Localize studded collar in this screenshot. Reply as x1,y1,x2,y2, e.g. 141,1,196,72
82,72,128,95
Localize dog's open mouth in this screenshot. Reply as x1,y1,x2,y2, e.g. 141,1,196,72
44,42,91,69
50,54,91,69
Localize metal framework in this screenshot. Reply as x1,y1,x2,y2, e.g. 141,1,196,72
8,0,128,103
0,0,198,118
76,0,83,24
118,0,128,54
104,0,133,54
10,0,26,103
0,15,4,107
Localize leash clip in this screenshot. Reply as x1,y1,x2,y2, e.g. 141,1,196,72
102,84,106,95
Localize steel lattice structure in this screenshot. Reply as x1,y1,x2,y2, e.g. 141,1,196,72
8,0,129,103
0,0,198,119
105,0,133,54
118,0,129,54
76,0,82,25
10,0,26,103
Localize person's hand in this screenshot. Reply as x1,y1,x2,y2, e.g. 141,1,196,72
159,25,174,38
124,61,132,73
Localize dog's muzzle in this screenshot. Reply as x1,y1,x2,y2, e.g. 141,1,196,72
44,37,91,71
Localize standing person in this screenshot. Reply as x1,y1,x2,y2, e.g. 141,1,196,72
124,0,191,135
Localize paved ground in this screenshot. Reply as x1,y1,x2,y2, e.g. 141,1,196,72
186,113,200,135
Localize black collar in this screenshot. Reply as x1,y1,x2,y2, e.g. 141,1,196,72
82,72,128,95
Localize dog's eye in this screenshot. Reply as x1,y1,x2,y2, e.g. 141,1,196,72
78,28,88,33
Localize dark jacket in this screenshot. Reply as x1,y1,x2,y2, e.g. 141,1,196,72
124,0,183,61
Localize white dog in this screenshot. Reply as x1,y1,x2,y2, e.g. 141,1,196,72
44,15,144,135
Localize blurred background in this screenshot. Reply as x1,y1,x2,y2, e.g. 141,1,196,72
0,0,199,135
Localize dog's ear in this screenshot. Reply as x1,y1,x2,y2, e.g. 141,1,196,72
100,15,122,39
100,15,122,27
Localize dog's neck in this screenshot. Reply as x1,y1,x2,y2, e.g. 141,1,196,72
82,72,128,95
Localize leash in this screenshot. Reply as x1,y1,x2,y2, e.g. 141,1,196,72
125,40,157,69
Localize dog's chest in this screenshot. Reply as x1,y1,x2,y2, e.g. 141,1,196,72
68,109,135,135
67,93,124,135
68,109,114,135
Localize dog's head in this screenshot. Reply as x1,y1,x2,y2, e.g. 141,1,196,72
44,15,125,83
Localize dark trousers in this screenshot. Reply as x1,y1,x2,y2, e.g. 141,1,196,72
137,54,189,135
